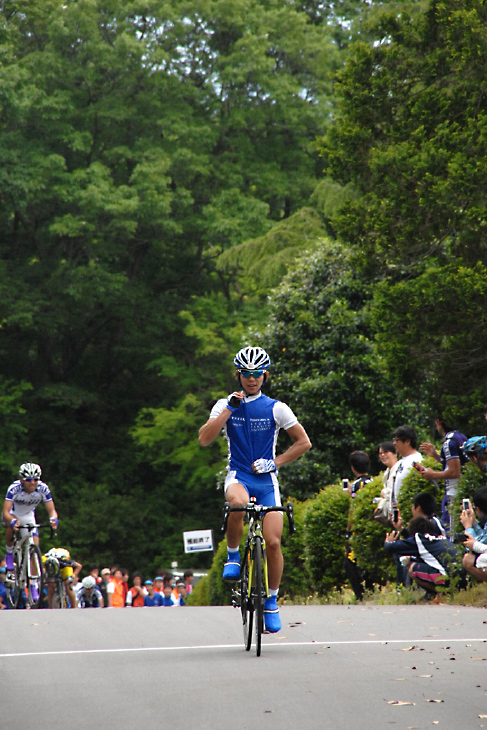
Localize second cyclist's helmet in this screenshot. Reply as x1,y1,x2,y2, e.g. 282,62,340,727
234,346,271,371
462,436,487,459
19,462,42,479
82,576,96,590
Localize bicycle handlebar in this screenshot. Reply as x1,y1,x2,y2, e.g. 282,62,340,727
221,501,296,535
13,523,57,540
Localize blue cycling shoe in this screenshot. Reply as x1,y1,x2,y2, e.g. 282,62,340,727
264,596,281,633
222,560,241,581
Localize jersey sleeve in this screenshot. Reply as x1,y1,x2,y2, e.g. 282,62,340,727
209,398,228,419
273,401,298,431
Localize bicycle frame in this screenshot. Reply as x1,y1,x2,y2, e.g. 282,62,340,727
6,524,45,609
222,500,295,656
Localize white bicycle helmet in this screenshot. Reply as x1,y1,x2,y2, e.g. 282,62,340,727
19,462,42,479
233,346,271,371
82,576,96,590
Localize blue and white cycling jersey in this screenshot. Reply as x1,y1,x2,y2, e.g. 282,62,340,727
210,392,297,475
4,480,53,519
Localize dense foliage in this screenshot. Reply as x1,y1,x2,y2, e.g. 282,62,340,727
1,0,487,586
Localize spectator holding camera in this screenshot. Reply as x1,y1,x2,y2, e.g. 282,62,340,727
384,516,457,598
459,487,487,582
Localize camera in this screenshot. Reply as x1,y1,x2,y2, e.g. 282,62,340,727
454,532,469,543
392,507,399,523
462,498,470,511
342,479,349,491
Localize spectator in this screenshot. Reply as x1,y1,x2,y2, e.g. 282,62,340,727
172,578,187,606
126,572,146,607
153,576,164,594
460,487,487,582
89,565,101,585
121,567,130,605
144,580,163,606
107,566,125,608
99,568,110,607
391,426,423,504
0,566,8,609
348,451,372,498
77,576,104,608
161,583,177,606
384,516,457,598
378,441,400,515
184,570,194,594
420,416,467,527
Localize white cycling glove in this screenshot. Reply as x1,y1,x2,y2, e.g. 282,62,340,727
252,458,276,474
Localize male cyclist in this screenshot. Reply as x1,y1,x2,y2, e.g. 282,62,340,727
76,575,104,608
2,463,58,603
462,436,487,473
199,346,311,632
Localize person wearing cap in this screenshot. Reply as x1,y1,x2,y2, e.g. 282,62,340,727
153,576,164,594
172,578,187,606
99,568,111,608
144,580,164,606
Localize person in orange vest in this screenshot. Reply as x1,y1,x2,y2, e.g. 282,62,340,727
107,566,125,608
125,572,146,607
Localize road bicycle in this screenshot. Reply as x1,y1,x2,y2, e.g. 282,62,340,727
5,523,49,609
221,499,295,656
43,554,76,608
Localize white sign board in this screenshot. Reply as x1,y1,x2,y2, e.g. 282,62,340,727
183,529,214,553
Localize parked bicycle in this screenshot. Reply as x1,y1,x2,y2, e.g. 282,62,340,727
5,523,50,609
222,499,295,656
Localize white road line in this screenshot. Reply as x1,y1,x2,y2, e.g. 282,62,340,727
0,637,485,659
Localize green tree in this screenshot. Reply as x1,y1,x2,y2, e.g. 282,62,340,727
316,0,487,425
257,240,419,495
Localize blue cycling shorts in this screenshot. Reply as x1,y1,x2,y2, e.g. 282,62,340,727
224,469,281,507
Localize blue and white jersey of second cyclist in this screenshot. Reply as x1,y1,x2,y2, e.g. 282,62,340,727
210,392,298,475
5,480,53,518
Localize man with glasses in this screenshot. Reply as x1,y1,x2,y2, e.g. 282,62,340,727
2,462,58,602
199,346,311,632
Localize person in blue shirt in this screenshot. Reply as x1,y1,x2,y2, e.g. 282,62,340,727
143,580,164,606
199,346,311,633
420,416,467,527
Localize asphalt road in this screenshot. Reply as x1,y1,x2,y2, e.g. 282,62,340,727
1,604,487,730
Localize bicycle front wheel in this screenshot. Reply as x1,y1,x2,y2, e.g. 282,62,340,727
253,536,264,657
51,581,67,609
27,544,44,609
6,551,23,609
241,550,253,652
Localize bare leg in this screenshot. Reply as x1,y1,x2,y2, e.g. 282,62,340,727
263,512,284,591
224,483,249,549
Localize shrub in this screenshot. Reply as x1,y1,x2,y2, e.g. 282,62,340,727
304,484,349,593
349,475,395,586
280,497,311,598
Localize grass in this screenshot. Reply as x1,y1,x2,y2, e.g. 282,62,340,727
280,580,487,607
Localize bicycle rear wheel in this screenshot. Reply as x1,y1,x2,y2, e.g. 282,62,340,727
241,550,253,651
253,537,264,657
26,544,44,609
